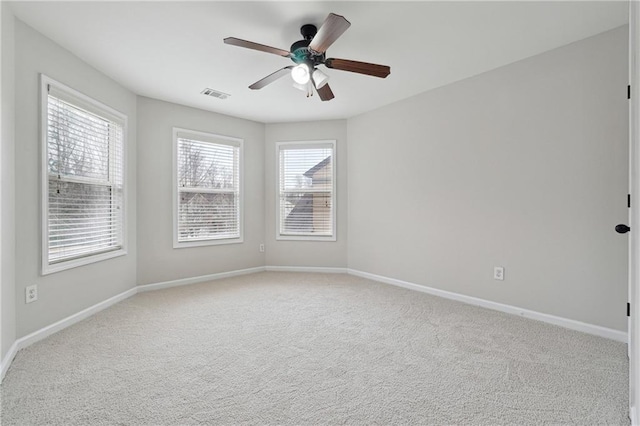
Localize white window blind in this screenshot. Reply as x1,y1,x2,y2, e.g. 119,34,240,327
43,78,126,272
175,129,242,246
277,141,335,239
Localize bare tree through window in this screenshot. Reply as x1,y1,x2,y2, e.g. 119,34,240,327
46,92,124,265
176,134,241,243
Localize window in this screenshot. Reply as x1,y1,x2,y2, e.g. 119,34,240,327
277,141,336,241
173,128,243,247
41,75,126,274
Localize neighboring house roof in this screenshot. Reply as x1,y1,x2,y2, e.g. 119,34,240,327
285,155,331,232
303,155,331,178
284,194,313,232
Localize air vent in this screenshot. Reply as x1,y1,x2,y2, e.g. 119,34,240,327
201,88,230,100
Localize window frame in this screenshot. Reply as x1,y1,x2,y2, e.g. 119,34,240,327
40,74,128,275
276,140,336,242
172,127,244,248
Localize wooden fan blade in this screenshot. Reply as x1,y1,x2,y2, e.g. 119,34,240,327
224,37,291,58
317,84,335,101
325,58,390,78
308,13,351,54
249,66,293,90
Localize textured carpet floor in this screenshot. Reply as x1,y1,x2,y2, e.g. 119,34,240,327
1,272,629,425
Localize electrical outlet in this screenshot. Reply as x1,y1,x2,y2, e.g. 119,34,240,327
26,285,38,303
494,267,505,281
259,244,265,253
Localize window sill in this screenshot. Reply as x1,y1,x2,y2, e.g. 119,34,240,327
42,248,127,276
173,237,244,249
276,235,336,242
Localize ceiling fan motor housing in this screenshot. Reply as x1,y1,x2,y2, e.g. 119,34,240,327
290,24,325,65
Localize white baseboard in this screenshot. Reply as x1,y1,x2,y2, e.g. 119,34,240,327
1,286,137,381
348,269,627,343
1,266,267,382
265,265,347,274
17,287,139,349
1,265,627,384
0,340,19,382
137,266,266,293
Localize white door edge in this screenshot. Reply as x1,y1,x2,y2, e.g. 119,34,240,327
628,2,639,423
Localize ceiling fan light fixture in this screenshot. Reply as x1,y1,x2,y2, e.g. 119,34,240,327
294,81,314,97
312,69,329,89
291,63,310,84
292,82,307,91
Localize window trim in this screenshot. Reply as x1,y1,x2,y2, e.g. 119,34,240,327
40,74,128,275
276,140,337,242
172,127,244,249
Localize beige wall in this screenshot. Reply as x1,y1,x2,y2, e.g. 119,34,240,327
265,121,348,268
1,2,16,359
136,97,265,285
13,20,138,338
347,26,629,331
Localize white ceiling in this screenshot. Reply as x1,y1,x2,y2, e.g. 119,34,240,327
9,1,628,123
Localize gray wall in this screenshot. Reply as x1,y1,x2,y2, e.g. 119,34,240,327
0,15,629,350
265,121,348,268
347,26,629,331
136,97,265,285
13,20,138,338
1,2,16,359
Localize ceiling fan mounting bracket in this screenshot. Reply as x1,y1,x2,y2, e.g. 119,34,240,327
300,24,317,41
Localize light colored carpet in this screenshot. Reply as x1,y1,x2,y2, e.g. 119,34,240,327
1,272,629,425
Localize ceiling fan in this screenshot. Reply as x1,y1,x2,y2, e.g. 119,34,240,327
224,13,391,101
